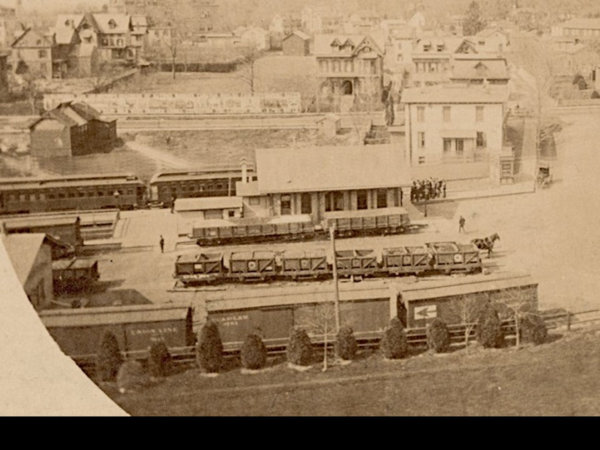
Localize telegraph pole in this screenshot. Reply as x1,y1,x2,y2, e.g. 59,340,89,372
330,225,341,333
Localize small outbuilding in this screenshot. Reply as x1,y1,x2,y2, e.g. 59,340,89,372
1,233,55,310
282,30,311,56
29,101,117,158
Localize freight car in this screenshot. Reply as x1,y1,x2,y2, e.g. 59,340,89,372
173,241,482,286
52,258,100,294
191,207,412,246
149,166,257,206
0,174,146,214
204,272,538,353
39,304,195,365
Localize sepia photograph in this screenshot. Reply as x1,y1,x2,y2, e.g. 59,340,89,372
0,0,599,416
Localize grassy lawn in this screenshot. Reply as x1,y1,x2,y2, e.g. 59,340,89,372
103,329,600,416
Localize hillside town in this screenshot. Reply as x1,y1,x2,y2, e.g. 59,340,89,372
1,0,600,416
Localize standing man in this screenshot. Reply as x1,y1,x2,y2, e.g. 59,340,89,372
159,235,165,253
459,216,466,233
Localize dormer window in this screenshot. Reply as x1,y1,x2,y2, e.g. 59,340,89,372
108,19,117,29
65,19,71,26
437,44,444,52
423,44,431,52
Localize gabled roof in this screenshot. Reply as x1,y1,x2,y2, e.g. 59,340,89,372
255,145,409,193
402,84,509,104
30,102,106,130
284,29,311,41
11,28,52,49
1,233,48,285
92,13,131,34
450,59,509,81
54,14,84,45
313,33,383,57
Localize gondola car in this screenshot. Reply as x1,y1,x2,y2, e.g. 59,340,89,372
0,173,146,214
52,258,100,294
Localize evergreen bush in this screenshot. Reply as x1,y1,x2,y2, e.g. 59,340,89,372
427,319,451,353
96,331,123,382
335,326,358,361
380,317,408,359
477,306,505,349
520,314,548,345
196,320,223,373
148,341,172,378
287,328,313,366
240,334,268,370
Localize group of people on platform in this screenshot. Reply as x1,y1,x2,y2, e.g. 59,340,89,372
410,178,447,203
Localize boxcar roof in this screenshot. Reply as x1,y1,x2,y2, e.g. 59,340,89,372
175,197,243,212
149,167,255,184
206,280,395,312
324,207,408,220
39,304,191,327
400,272,536,303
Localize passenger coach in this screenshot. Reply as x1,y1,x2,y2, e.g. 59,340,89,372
0,174,146,214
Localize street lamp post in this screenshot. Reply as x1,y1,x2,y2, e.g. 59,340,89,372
329,225,341,333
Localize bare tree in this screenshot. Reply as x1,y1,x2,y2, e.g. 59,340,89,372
496,288,538,349
297,303,337,372
237,47,263,95
449,295,487,349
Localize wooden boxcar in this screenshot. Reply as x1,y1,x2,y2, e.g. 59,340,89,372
323,207,410,237
149,167,257,205
335,249,379,278
1,215,84,252
192,215,316,246
174,252,226,285
39,304,195,364
397,272,538,329
0,174,146,214
426,242,482,274
205,282,396,352
381,246,432,276
280,249,330,280
229,250,278,281
52,258,100,294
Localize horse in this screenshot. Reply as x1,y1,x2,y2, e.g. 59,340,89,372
471,233,500,257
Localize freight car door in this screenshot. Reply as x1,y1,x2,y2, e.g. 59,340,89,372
260,307,293,348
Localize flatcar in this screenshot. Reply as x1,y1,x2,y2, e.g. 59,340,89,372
39,304,195,365
0,173,146,214
173,241,483,286
52,258,100,294
204,272,539,353
191,208,412,247
149,166,257,206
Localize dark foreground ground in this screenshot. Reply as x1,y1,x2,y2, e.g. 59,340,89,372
103,329,600,416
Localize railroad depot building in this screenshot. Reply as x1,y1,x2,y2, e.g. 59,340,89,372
29,101,117,158
1,233,55,310
402,84,509,166
237,145,409,223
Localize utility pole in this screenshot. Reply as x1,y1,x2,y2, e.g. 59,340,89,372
330,225,341,333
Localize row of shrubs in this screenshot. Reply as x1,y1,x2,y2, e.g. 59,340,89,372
96,308,548,385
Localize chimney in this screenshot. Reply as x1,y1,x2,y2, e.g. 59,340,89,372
241,159,248,184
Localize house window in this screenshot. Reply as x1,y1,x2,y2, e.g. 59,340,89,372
418,156,426,164
301,193,312,214
357,190,368,210
456,139,464,155
102,38,109,46
476,132,486,148
417,106,425,122
418,132,425,149
108,19,117,29
376,189,387,208
443,138,452,153
117,38,123,46
38,49,47,58
280,194,292,215
443,106,451,122
476,106,484,121
40,63,47,74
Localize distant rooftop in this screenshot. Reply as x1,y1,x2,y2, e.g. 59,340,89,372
402,84,509,104
255,145,409,194
559,18,600,30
